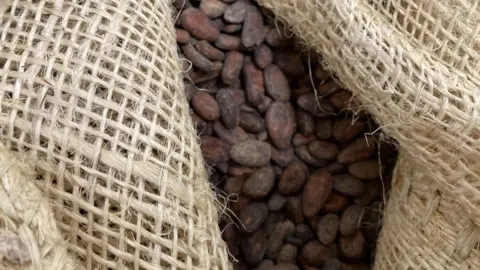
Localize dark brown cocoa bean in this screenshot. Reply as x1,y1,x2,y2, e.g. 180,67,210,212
224,226,240,258
337,136,376,164
243,165,275,198
191,69,222,84
294,224,315,246
277,244,298,264
278,161,308,195
332,119,365,144
271,146,294,167
225,23,243,33
222,51,244,85
195,40,225,61
265,212,285,236
274,50,305,77
268,192,287,211
265,27,292,48
307,140,339,160
181,8,220,42
353,181,380,206
285,196,304,224
316,213,340,245
315,118,333,140
176,29,191,44
200,136,230,165
267,219,295,259
230,140,271,167
321,258,342,270
269,263,300,270
315,80,341,96
224,0,249,23
239,107,265,133
213,121,249,144
348,160,383,180
228,164,258,176
241,228,267,265
297,93,334,116
223,176,245,196
200,0,228,18
230,195,250,215
328,90,360,112
295,144,327,166
297,109,315,135
324,162,347,175
254,44,273,69
239,202,268,232
291,86,313,100
292,134,316,146
215,34,242,50
339,205,364,236
302,170,333,217
266,101,296,149
339,231,365,261
332,174,365,196
182,44,215,72
216,89,240,129
301,240,333,266
264,65,291,101
242,5,266,48
314,65,330,81
323,192,350,213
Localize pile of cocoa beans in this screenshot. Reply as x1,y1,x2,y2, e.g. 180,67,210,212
174,0,397,269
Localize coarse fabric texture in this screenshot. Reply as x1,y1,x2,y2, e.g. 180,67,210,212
0,0,231,269
257,0,480,269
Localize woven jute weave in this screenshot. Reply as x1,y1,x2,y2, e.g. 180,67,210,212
0,0,230,269
258,0,480,268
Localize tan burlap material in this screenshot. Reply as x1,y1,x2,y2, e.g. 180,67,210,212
0,0,230,269
257,0,480,268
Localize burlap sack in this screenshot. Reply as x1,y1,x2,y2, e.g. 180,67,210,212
0,0,230,269
257,0,480,268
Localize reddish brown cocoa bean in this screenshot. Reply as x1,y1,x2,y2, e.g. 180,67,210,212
274,50,305,77
195,40,225,61
292,133,316,146
230,195,250,215
215,34,242,50
239,107,265,133
254,44,273,69
271,146,294,167
230,140,271,167
339,205,364,236
180,8,220,42
316,213,340,245
200,0,228,18
323,192,350,213
269,263,299,270
339,231,365,261
315,80,341,96
213,121,249,144
182,44,214,72
200,136,230,165
230,89,247,104
239,202,268,232
224,0,250,23
256,97,272,114
242,5,266,48
348,160,383,180
266,101,296,149
243,165,275,198
328,90,360,112
242,56,266,106
268,192,287,211
175,29,191,44
241,228,267,266
337,136,376,164
277,244,298,264
264,65,291,101
216,89,240,129
332,174,365,196
279,161,309,195
315,118,333,140
332,119,365,143
222,51,244,85
223,176,244,196
192,91,220,121
224,23,242,33
267,220,295,259
303,170,333,217
297,93,335,116
301,240,333,266
297,109,315,135
295,145,328,167
307,140,339,160
285,196,304,224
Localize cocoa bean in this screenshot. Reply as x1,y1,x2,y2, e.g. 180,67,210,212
323,192,350,213
243,165,275,198
225,23,243,33
256,96,273,113
278,161,308,195
257,131,268,140
241,228,267,266
271,146,294,167
200,136,230,165
212,18,225,32
295,144,328,166
348,160,383,180
316,118,333,140
332,119,365,144
265,212,286,236
268,192,287,211
321,258,342,270
213,121,249,144
301,240,333,266
264,65,291,101
339,231,365,261
332,174,365,197
216,89,240,129
337,136,376,164
274,50,305,77
239,202,268,232
230,140,271,167
277,244,298,264
294,224,315,246
285,196,304,224
269,263,300,270
200,0,228,18
297,109,315,135
266,101,296,149
182,44,214,72
242,5,266,48
339,205,364,236
215,34,242,50
291,86,312,100
223,176,244,196
254,44,273,69
315,80,341,96
228,164,257,176
316,213,340,245
224,0,250,23
328,90,360,112
230,89,247,104
230,195,250,215
244,56,265,106
176,29,191,44
323,162,346,175
239,107,265,132
191,69,222,84
297,93,334,116
265,27,292,48
223,51,244,85
195,40,225,61
191,112,208,135
267,219,295,259
314,65,330,81
353,181,380,206
292,134,316,146
302,170,333,217
181,8,220,42
307,140,339,160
